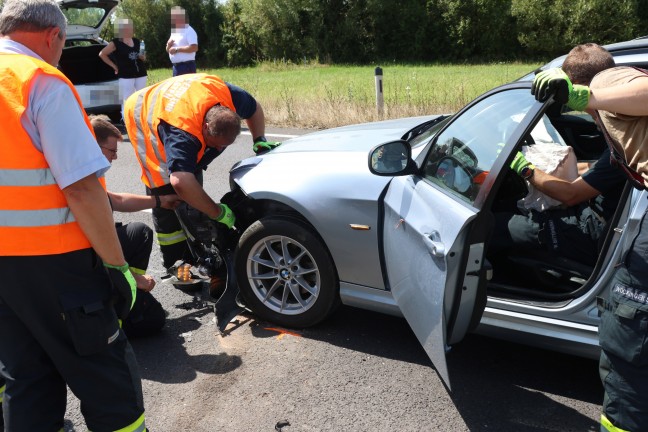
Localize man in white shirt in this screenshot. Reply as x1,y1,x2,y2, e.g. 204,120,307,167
166,6,198,76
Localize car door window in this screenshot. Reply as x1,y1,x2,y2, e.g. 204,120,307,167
422,89,536,204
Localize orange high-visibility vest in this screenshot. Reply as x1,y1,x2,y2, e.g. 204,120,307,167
124,74,235,188
0,53,98,256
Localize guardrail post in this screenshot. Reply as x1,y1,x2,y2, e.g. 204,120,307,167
375,66,384,116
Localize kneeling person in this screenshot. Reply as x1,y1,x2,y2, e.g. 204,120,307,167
91,115,179,337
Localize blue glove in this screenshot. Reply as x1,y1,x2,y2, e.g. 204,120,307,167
211,203,236,229
104,262,137,320
253,136,281,155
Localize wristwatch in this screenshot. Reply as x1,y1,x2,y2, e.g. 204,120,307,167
520,166,535,180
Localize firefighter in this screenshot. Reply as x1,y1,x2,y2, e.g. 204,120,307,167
533,43,648,432
124,73,280,269
0,0,146,430
91,114,179,338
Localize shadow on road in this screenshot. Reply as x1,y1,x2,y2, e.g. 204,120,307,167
449,334,601,431
130,308,242,384
250,304,602,431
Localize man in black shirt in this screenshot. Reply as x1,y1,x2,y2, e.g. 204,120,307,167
491,147,627,267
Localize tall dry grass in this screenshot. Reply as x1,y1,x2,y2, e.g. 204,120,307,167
147,61,540,129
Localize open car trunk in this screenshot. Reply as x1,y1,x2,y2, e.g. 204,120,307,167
59,44,116,85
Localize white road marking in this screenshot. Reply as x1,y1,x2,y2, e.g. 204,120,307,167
241,131,299,139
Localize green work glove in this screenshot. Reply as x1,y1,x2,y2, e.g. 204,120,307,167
531,68,590,111
104,262,137,320
212,203,236,229
510,152,535,176
253,136,281,155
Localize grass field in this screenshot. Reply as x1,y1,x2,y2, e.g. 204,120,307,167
148,62,541,129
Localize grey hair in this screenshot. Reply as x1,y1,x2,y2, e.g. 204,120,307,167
0,0,67,36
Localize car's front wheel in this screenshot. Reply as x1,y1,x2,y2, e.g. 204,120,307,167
235,217,339,328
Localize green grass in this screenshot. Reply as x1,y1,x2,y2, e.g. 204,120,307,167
147,62,541,129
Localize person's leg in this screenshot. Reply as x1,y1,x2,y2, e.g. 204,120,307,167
0,251,146,431
119,78,136,121
134,75,148,92
152,206,191,269
115,223,166,337
0,284,67,431
116,222,153,276
174,61,196,76
597,211,648,431
122,290,166,339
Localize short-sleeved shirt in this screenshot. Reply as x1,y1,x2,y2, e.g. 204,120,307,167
591,66,648,187
0,40,109,189
159,82,257,175
111,38,147,78
168,24,198,63
581,148,627,220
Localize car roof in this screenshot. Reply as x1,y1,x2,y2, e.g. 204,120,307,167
519,36,648,81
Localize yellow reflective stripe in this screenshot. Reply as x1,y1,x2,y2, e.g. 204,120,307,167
0,383,5,403
157,230,187,246
601,414,631,432
114,412,146,432
129,266,146,275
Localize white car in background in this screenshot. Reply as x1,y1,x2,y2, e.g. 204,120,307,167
58,0,121,118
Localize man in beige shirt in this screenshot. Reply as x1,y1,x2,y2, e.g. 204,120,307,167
532,43,648,432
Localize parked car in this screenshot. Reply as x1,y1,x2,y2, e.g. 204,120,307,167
58,0,121,117
224,38,648,388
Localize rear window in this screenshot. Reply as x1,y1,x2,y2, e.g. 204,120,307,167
62,7,108,28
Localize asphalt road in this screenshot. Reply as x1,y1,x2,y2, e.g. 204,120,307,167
63,126,603,432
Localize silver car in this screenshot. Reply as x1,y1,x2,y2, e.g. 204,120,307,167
227,39,648,388
58,0,121,116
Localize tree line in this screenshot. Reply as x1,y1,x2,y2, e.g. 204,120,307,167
117,0,648,68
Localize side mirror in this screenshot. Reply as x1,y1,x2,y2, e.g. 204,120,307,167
435,156,473,194
368,140,416,176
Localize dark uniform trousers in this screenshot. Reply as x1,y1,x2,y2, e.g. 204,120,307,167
598,209,648,432
147,171,207,270
0,249,144,431
115,222,166,338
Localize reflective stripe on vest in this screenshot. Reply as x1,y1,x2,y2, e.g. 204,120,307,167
125,74,235,188
0,53,97,255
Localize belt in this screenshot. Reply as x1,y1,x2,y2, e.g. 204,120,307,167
173,60,195,66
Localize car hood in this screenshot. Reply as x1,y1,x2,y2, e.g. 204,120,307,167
269,115,440,155
58,0,118,38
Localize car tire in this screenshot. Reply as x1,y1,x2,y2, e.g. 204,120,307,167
235,217,339,328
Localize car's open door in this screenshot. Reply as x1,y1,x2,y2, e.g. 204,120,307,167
379,87,542,389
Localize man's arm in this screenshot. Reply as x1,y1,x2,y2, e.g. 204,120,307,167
107,191,181,212
169,172,223,218
527,170,600,206
170,44,198,55
63,175,126,266
245,101,266,140
588,79,648,116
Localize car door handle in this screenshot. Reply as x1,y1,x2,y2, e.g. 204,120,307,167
423,231,445,257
